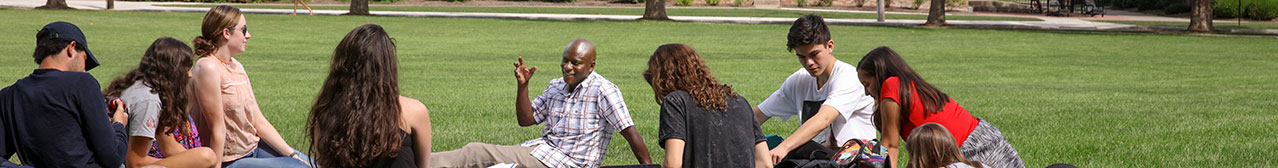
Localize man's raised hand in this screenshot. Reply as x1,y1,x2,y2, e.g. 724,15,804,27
514,56,538,86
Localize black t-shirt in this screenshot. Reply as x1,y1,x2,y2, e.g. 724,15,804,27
0,69,127,168
658,91,766,168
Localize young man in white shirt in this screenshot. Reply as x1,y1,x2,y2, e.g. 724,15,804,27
754,14,878,163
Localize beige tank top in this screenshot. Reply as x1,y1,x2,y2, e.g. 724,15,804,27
191,56,261,162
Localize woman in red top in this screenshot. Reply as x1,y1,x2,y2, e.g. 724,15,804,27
855,47,1024,168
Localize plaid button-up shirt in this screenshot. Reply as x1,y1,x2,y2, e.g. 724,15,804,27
520,72,635,168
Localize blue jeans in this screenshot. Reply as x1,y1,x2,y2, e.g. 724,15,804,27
223,141,314,168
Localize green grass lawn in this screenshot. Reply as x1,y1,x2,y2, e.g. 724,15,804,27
1096,20,1278,30
2,8,1277,167
157,4,1044,21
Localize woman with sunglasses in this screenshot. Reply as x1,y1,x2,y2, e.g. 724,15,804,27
189,5,312,167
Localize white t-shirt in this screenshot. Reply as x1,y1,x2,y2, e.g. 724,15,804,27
757,60,876,144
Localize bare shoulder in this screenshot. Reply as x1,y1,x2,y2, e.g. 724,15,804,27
398,96,430,134
192,58,222,77
398,96,430,119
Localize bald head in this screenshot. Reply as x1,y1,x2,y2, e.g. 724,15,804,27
564,39,596,62
560,39,597,92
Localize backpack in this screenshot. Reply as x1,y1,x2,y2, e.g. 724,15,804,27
831,139,890,168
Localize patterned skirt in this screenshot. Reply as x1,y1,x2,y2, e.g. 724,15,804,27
959,119,1025,168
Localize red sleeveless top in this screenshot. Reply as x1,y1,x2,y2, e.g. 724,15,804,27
880,76,979,145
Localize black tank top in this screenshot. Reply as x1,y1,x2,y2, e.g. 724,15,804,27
369,131,417,168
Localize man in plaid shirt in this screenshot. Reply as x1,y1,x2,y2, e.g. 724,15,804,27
431,39,653,168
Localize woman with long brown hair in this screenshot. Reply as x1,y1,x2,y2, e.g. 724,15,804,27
906,123,988,168
308,24,432,168
103,37,216,168
856,46,1023,168
645,44,771,168
188,5,311,167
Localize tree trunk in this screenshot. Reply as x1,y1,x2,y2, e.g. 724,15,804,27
876,0,885,22
1187,0,1213,32
641,0,671,20
35,0,73,10
348,0,370,15
107,0,114,10
923,0,946,26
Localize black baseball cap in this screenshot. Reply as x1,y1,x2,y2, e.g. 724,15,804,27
37,21,99,71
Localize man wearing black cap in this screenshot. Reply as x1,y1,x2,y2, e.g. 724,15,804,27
0,21,130,168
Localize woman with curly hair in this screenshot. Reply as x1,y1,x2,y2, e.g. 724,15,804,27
645,44,771,168
308,24,432,168
103,37,216,168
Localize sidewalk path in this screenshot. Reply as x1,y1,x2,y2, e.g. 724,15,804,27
3,0,1273,34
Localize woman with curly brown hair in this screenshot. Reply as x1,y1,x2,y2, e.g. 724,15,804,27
308,24,432,168
102,37,216,168
645,44,771,168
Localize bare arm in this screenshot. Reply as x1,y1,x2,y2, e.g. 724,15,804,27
754,142,773,168
400,96,433,168
125,137,160,168
877,99,902,168
753,107,771,125
149,131,217,168
662,139,684,168
514,56,539,127
768,105,840,163
619,126,653,164
154,132,187,157
192,60,226,166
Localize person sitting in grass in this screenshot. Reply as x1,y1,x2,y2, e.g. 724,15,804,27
0,21,129,168
905,123,990,168
431,39,653,168
308,24,433,168
103,37,217,168
188,5,312,167
855,46,1024,168
644,44,772,168
754,14,879,163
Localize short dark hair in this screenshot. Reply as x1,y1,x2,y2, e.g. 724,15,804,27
33,29,81,64
786,14,831,52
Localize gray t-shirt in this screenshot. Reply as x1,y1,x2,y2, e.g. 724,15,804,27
122,80,161,139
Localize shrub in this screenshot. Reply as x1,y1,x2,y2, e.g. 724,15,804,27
1247,1,1278,20
1216,0,1242,18
1216,0,1278,20
1136,0,1171,11
818,0,833,7
735,0,745,6
1164,3,1191,14
707,0,720,6
1110,0,1138,9
677,0,693,6
797,0,807,7
912,0,925,9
